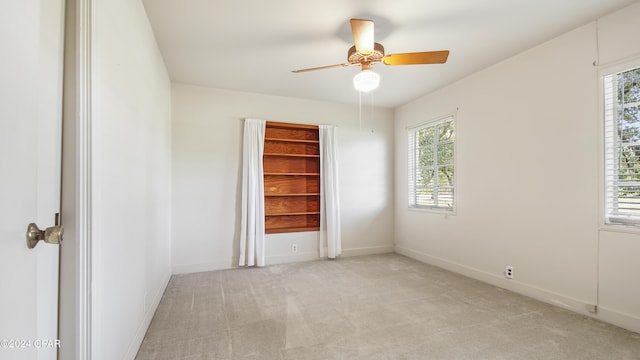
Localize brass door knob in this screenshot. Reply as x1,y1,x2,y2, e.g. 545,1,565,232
26,223,63,249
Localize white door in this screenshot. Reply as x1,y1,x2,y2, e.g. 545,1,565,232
0,1,65,359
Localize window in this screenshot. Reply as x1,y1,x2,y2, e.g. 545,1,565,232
604,65,640,225
263,122,320,233
408,115,455,212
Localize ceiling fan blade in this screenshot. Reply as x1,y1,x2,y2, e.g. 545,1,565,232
383,50,450,66
292,63,351,73
350,19,374,55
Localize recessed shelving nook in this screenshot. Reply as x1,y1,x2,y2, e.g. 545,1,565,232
264,121,320,234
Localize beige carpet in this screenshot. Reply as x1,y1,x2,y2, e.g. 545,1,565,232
136,253,640,359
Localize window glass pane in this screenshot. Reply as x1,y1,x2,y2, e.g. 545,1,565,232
419,145,435,167
438,165,454,187
419,167,435,190
622,106,640,129
618,71,640,104
418,128,435,162
439,121,455,141
438,142,454,165
437,187,454,208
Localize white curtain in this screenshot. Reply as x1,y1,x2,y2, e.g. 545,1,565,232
239,118,266,267
319,125,342,259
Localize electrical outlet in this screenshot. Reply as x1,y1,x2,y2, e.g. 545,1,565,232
505,265,514,279
291,244,298,253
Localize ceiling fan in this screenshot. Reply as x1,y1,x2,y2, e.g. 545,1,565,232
292,19,450,92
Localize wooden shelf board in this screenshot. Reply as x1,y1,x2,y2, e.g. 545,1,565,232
264,172,320,176
266,226,320,234
265,193,320,197
265,212,321,216
265,137,319,144
264,153,320,158
266,121,319,130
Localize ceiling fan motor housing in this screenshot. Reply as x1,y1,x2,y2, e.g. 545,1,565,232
348,42,385,66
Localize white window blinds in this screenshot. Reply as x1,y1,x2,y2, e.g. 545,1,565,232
408,115,455,211
604,65,640,225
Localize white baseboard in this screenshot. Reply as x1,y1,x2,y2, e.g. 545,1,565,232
395,246,589,313
268,245,395,264
395,246,640,334
172,245,396,274
597,306,640,334
172,254,320,272
172,260,233,275
267,251,319,265
342,245,395,257
124,270,172,359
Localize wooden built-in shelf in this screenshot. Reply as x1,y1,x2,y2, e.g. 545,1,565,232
265,137,319,144
265,193,320,197
264,172,320,176
264,121,320,234
265,226,319,234
265,212,321,216
264,153,320,158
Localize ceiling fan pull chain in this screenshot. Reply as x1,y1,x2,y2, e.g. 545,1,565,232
359,90,362,130
371,91,374,132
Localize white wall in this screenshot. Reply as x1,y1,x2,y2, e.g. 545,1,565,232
394,2,640,333
92,0,172,359
171,84,395,273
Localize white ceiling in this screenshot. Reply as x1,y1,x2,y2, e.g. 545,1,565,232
142,0,637,108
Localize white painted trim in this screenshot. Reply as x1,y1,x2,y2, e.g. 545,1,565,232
599,225,640,235
172,245,395,274
172,253,321,274
406,112,457,131
596,306,640,334
76,0,92,358
395,246,640,334
341,245,394,257
124,271,171,360
267,252,319,265
267,245,394,266
172,260,235,275
598,53,640,76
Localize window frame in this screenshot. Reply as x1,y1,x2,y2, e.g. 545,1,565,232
601,59,640,227
407,114,456,214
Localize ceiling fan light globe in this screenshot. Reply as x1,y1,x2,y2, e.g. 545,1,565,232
353,70,380,92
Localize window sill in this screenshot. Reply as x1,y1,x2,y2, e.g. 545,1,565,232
600,221,640,235
408,206,456,216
